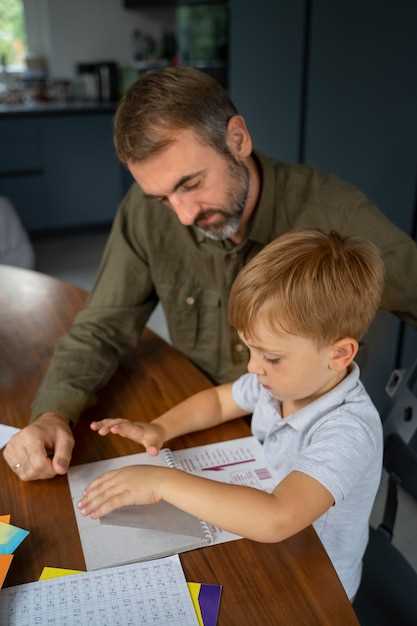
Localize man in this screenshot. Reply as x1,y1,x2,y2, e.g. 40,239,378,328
4,67,417,481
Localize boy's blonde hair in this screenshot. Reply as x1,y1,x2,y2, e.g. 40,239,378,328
229,230,384,345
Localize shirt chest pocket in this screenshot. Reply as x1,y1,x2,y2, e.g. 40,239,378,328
157,282,221,354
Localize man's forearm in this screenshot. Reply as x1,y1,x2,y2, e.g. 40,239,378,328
159,468,285,542
31,304,153,425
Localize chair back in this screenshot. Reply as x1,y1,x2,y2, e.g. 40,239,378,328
380,358,417,532
384,357,417,449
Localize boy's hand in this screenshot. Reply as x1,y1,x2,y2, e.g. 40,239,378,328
90,419,166,455
78,465,166,519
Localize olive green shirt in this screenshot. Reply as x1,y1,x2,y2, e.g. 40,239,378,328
31,153,417,424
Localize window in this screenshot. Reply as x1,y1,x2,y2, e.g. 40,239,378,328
0,0,27,71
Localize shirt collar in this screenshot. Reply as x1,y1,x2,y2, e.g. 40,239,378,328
246,151,276,245
266,362,361,432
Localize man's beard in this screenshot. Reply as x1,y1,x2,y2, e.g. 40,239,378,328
195,157,250,241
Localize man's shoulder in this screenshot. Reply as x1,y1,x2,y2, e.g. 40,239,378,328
260,152,369,213
286,163,364,204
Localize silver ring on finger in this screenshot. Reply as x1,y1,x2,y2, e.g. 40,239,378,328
14,463,22,470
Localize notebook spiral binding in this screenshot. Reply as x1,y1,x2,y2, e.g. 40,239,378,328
161,448,214,545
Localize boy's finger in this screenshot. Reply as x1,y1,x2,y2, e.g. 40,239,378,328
79,486,130,518
142,429,164,454
110,422,145,443
83,469,118,494
91,418,124,432
98,421,124,435
88,491,132,519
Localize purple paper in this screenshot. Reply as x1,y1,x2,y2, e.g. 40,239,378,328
199,583,222,626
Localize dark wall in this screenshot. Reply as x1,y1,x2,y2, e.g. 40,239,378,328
229,0,417,413
305,1,417,234
229,1,305,163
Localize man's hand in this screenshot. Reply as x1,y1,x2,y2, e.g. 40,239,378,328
78,465,166,519
3,412,74,481
90,418,166,456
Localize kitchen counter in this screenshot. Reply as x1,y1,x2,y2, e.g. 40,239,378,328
0,100,117,117
0,108,126,231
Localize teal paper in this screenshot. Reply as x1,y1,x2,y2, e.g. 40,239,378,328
0,522,29,554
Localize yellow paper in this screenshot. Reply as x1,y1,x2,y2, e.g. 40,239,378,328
188,582,204,626
0,554,13,588
0,515,11,525
39,567,83,580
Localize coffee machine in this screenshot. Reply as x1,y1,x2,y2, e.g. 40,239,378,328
76,61,119,102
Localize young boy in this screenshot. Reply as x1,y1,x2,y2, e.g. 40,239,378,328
78,229,384,601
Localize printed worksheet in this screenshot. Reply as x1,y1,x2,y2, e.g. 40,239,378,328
172,436,277,544
0,555,198,626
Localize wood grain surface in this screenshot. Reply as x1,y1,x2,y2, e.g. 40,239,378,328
0,265,359,625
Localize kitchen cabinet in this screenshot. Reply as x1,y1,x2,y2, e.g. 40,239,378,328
0,110,124,231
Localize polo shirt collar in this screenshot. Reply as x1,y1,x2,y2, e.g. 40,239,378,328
246,151,276,245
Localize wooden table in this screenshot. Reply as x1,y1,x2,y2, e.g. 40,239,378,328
0,266,359,625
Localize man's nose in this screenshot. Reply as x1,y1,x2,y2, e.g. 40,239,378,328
169,194,200,225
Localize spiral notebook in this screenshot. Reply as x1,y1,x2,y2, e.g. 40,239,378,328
68,436,276,570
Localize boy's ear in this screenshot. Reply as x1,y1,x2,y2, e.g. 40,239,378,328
329,338,358,371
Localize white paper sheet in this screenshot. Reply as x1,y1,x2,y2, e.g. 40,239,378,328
0,555,198,626
0,425,20,450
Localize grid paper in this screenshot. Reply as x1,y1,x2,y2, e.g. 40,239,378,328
0,555,198,626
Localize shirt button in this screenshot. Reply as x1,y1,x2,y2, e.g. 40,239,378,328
234,343,245,353
185,296,195,306
269,434,277,442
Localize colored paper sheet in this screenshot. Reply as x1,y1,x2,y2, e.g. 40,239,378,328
0,522,29,554
0,425,20,450
188,583,205,626
198,583,222,626
0,554,13,588
39,567,83,580
0,516,11,525
188,582,222,626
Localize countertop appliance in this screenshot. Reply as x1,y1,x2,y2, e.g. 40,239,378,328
76,61,119,102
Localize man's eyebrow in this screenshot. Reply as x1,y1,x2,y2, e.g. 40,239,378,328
144,170,205,199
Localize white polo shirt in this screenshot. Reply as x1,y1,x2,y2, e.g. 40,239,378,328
232,363,383,600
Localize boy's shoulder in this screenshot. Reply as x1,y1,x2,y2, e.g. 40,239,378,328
291,367,383,506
